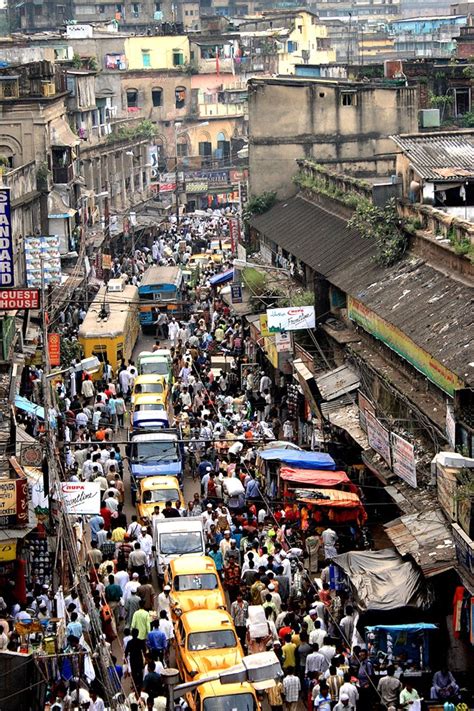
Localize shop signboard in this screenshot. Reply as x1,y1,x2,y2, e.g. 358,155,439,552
0,188,14,286
24,235,61,288
102,253,112,270
348,296,463,396
0,540,16,562
452,523,474,577
185,181,208,193
267,306,315,333
0,480,17,516
391,432,417,488
60,482,101,515
357,391,375,433
231,283,243,304
259,314,270,338
275,332,292,353
0,289,39,310
149,145,159,182
48,333,61,367
365,411,391,467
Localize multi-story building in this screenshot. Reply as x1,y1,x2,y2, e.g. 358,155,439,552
248,76,418,198
388,13,468,57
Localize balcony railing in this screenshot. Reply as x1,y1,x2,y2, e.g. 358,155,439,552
52,165,74,184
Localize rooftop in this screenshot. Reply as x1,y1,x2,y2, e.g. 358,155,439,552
391,129,474,181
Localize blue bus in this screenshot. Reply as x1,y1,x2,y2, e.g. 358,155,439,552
138,265,184,330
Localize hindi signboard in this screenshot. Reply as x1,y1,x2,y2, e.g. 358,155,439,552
60,482,101,515
391,432,417,488
0,188,14,286
365,411,391,467
266,306,315,333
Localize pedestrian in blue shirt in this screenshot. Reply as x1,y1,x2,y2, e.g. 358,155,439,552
147,619,168,660
209,543,223,574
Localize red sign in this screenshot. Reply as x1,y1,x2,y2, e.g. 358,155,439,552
0,289,39,310
48,333,61,367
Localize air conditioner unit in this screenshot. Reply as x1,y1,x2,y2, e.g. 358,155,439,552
41,82,56,97
419,108,440,128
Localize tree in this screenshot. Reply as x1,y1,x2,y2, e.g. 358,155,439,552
348,198,408,267
243,192,277,223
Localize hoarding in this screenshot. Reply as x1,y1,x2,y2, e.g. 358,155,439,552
267,306,315,333
0,289,39,310
60,482,101,514
348,295,463,396
24,235,61,288
0,188,14,287
48,333,61,367
391,432,417,488
365,411,391,467
358,391,376,433
275,332,292,353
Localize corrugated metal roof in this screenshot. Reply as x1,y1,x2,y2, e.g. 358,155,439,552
249,195,374,276
316,364,360,401
330,253,474,383
384,509,456,576
391,131,474,180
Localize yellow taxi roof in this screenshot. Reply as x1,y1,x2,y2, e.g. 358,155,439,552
181,608,234,633
133,393,166,405
133,374,167,386
139,476,180,490
170,556,218,576
196,679,256,702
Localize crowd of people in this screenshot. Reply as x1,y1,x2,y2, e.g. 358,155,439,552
8,210,464,711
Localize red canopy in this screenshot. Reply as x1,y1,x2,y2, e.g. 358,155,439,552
280,467,350,487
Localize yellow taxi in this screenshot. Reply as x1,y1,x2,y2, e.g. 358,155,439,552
186,679,260,711
131,374,169,405
174,609,243,681
131,393,169,429
136,476,184,522
165,556,226,618
188,252,222,270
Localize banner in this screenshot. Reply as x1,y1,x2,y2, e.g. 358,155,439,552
365,411,391,467
60,482,101,515
24,235,61,288
0,188,14,286
0,480,17,516
348,295,463,396
358,392,376,433
48,333,61,367
391,432,417,488
267,306,315,333
275,332,292,353
259,314,270,338
0,289,39,310
149,145,159,182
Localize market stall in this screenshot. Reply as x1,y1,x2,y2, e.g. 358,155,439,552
294,487,368,526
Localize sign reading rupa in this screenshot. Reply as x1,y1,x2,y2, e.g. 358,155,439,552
0,289,39,310
267,306,315,333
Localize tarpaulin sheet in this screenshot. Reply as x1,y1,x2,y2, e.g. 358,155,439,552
14,395,45,420
295,488,362,508
281,467,350,487
209,269,234,286
258,448,336,470
365,623,437,633
332,549,431,612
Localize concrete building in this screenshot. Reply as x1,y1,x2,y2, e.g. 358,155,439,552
248,76,418,198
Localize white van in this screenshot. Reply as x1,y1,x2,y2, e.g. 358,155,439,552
152,517,205,575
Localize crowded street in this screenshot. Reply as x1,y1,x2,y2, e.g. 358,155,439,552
4,205,473,711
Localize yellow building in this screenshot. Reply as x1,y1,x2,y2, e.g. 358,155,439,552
124,35,190,71
276,11,336,74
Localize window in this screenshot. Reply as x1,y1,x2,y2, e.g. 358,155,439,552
341,91,356,106
185,9,188,14
34,4,42,14
132,2,140,15
152,87,163,107
155,1,160,8
455,87,471,116
199,141,212,166
287,40,298,52
173,50,184,66
175,86,186,108
142,50,151,68
126,89,138,108
177,142,188,157
97,4,105,12
189,9,193,14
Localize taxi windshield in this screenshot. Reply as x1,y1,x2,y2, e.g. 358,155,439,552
135,403,165,411
142,489,179,503
187,629,237,651
141,361,168,375
135,383,164,394
203,694,255,711
174,573,218,591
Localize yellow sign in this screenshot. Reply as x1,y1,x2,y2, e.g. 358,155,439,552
264,335,279,369
259,314,270,338
0,480,16,516
0,540,16,562
347,296,463,396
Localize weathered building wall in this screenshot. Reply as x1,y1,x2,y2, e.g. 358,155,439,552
248,78,418,198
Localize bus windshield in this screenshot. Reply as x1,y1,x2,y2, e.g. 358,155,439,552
140,361,168,376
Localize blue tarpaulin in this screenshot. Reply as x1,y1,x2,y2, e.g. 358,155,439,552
365,623,437,633
15,395,45,420
209,269,234,287
258,448,336,470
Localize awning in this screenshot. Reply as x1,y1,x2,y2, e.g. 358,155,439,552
259,440,301,451
280,467,350,487
50,117,80,147
209,269,234,287
14,395,45,420
316,364,360,401
292,358,323,420
294,488,362,508
48,189,77,219
258,448,336,470
384,509,456,577
326,404,370,450
0,524,35,542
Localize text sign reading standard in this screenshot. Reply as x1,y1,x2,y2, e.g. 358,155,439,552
0,189,14,286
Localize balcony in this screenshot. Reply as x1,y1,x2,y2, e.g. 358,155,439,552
198,101,247,119
52,164,74,184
